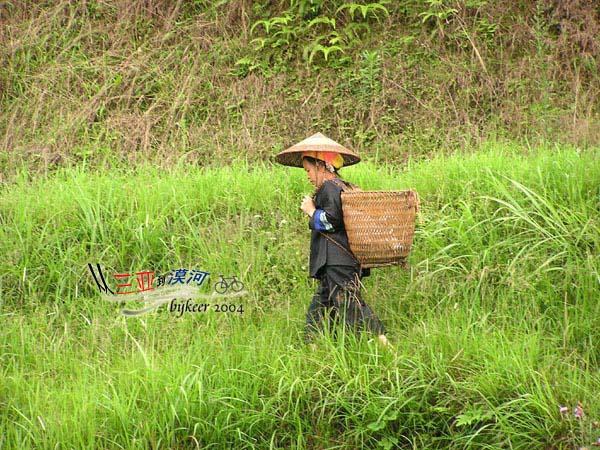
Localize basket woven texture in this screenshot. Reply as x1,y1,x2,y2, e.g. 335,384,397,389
340,189,419,268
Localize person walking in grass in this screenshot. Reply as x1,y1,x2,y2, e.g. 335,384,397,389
276,132,390,348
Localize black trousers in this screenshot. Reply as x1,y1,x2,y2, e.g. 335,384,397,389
304,265,386,343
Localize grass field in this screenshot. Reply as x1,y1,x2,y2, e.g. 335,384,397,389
1,143,599,449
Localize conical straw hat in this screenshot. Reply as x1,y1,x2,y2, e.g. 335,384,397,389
275,132,361,168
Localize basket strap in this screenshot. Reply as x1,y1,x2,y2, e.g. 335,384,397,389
318,231,362,271
317,177,363,270
328,177,360,192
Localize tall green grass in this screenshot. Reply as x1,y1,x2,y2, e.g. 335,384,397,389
1,143,599,449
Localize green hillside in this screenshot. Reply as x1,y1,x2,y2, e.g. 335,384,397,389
1,0,599,179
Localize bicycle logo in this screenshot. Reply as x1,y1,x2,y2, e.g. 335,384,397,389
214,274,244,294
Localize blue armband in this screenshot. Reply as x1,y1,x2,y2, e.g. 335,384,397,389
313,209,334,232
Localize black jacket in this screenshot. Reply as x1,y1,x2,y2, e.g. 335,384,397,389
307,177,371,279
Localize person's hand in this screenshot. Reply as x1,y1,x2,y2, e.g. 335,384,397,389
301,195,316,217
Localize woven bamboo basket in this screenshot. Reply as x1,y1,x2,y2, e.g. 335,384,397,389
340,189,419,268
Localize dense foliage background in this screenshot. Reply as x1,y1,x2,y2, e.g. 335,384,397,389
1,0,599,178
